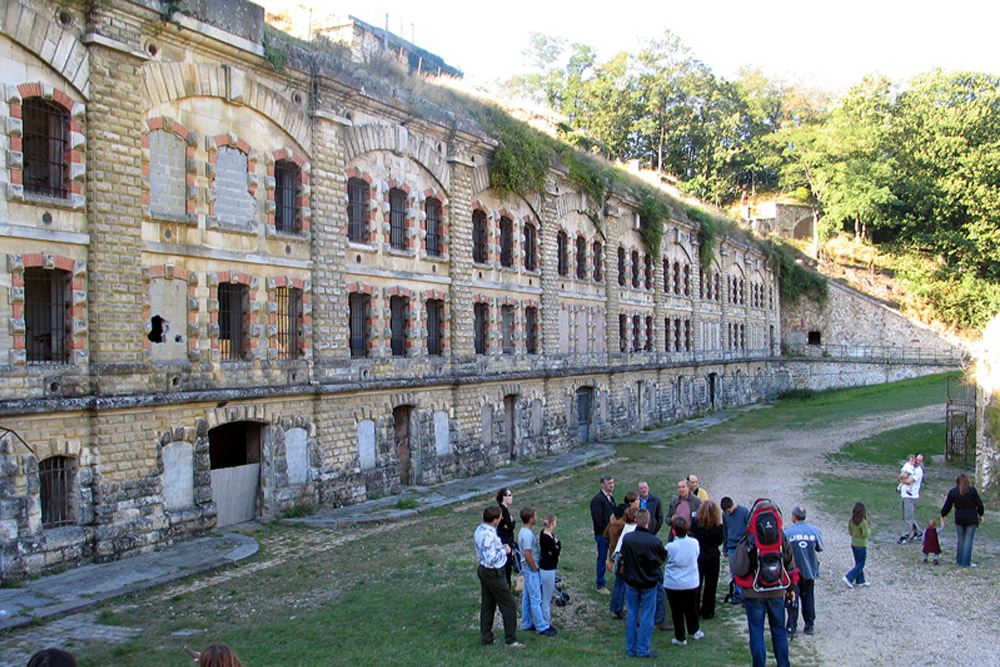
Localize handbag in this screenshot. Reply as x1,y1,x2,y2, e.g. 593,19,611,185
514,574,524,593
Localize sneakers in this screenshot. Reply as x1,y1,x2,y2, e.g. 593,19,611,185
803,626,815,635
691,630,705,640
897,535,908,544
786,628,796,640
538,627,558,637
597,586,611,595
859,580,871,587
505,641,526,649
841,575,854,589
671,638,688,646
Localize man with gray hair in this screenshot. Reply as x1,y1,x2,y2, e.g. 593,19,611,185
783,505,824,637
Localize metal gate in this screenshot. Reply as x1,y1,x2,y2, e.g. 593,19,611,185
946,376,976,464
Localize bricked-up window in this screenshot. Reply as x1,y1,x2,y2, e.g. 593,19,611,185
524,223,537,271
472,210,487,263
556,231,568,276
644,253,652,290
631,251,640,288
349,293,370,358
474,302,488,355
525,306,538,354
389,188,407,250
25,268,71,364
149,129,186,217
645,316,654,351
576,236,587,279
500,217,514,267
501,305,514,354
426,299,443,355
632,314,641,351
618,247,626,286
23,98,69,198
425,198,441,256
390,295,408,357
39,456,75,528
619,314,627,352
275,287,302,360
274,160,300,234
218,283,247,361
593,241,603,282
347,178,369,243
215,147,254,227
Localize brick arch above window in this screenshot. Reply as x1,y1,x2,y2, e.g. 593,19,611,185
266,149,311,238
6,83,85,208
142,117,198,223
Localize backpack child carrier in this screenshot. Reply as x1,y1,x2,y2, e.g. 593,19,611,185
733,498,792,592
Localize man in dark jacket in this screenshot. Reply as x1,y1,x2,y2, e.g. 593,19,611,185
667,479,702,525
590,474,616,593
620,509,666,659
637,481,664,535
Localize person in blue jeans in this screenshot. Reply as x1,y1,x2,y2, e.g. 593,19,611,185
590,475,616,593
843,503,870,588
940,473,985,567
620,509,666,659
517,507,557,637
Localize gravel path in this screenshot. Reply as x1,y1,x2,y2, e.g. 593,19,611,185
658,403,998,667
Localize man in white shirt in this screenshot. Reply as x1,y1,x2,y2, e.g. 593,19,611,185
897,453,925,543
475,506,525,648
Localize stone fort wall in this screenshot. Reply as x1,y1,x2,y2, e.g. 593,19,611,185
0,0,958,578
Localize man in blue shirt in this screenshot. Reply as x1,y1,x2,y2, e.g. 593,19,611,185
721,496,750,603
783,506,824,637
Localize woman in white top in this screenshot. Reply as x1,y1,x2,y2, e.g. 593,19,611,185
662,516,704,646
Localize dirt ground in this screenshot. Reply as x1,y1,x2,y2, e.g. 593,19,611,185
666,403,998,666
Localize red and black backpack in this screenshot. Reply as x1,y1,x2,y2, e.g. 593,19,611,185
733,498,792,592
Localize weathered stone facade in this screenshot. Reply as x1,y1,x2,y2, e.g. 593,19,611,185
975,315,1000,507
0,0,957,579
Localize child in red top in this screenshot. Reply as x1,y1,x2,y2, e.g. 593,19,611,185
922,518,942,564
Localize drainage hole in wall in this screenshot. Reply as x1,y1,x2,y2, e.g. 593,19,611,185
164,229,172,239
42,211,52,225
285,244,291,254
147,43,159,57
171,376,180,387
49,382,60,393
356,254,362,263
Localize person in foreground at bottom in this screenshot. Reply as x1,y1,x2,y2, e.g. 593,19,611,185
784,505,823,638
621,508,667,659
663,516,704,646
26,648,76,667
474,506,525,648
192,644,243,667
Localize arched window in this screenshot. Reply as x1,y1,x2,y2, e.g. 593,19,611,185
23,98,69,198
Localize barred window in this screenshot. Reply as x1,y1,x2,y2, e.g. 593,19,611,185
556,231,568,276
664,259,671,292
618,247,626,287
25,268,71,364
426,299,443,356
664,318,671,352
389,188,407,250
619,314,627,352
39,456,75,528
644,253,652,290
472,210,487,263
474,303,488,355
274,160,300,233
525,306,538,354
576,236,587,279
592,241,603,282
500,217,514,267
631,251,640,288
684,319,692,351
645,316,653,352
275,286,302,360
501,305,514,354
714,274,721,302
524,223,537,271
674,318,682,352
674,261,681,295
23,98,69,198
218,283,247,361
349,293,370,358
632,315,641,352
684,264,691,296
390,295,408,357
425,198,442,256
347,177,369,243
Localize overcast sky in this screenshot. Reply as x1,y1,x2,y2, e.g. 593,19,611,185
312,0,1000,92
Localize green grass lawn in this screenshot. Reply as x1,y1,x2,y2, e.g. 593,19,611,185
64,372,960,666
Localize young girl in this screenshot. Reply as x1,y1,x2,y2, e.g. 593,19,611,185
922,518,942,564
843,502,871,588
539,513,562,630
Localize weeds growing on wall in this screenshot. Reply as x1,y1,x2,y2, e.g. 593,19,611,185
763,239,828,305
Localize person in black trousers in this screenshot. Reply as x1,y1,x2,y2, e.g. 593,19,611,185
691,500,724,619
495,487,516,585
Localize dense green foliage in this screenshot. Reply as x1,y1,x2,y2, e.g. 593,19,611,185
762,240,829,305
506,34,1000,328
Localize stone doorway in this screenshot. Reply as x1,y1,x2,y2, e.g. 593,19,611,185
576,386,594,443
504,394,518,460
394,406,413,485
708,373,718,410
209,421,262,526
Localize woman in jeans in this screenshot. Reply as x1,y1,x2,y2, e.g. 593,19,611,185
940,473,985,567
538,513,562,629
842,503,870,588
